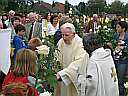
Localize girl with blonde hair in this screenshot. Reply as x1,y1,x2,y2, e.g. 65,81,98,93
2,48,39,96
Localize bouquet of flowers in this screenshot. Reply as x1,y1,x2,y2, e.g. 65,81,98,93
35,36,61,94
114,40,128,60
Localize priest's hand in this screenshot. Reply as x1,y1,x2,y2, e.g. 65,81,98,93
56,73,62,81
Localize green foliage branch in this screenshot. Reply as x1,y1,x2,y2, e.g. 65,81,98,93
35,36,61,93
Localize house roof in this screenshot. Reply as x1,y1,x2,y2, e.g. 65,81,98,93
33,1,65,13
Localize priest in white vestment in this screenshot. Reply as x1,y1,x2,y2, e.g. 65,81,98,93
56,23,89,96
82,33,119,96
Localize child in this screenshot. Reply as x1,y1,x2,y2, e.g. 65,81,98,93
2,48,39,96
13,24,28,59
28,37,42,51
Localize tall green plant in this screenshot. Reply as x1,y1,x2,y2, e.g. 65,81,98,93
35,36,61,92
97,28,116,48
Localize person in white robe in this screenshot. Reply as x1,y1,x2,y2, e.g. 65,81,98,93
82,33,119,96
56,23,89,96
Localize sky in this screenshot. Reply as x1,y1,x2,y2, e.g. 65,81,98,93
42,0,128,5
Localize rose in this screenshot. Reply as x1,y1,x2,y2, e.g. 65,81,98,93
39,91,52,96
36,45,49,55
103,25,107,29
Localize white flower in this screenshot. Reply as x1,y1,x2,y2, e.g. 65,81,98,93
124,82,128,88
98,25,101,29
103,26,107,29
36,45,49,55
89,29,93,32
39,91,52,96
118,40,125,45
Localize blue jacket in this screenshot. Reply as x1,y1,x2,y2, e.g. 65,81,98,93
13,35,28,59
114,32,128,45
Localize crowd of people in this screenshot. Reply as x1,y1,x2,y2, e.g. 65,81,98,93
0,10,128,96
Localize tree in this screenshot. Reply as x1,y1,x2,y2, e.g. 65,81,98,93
105,4,111,14
64,0,70,14
0,0,8,13
7,0,19,11
109,0,124,15
123,3,128,17
6,0,34,13
77,2,86,14
15,0,28,13
52,0,55,8
86,0,107,16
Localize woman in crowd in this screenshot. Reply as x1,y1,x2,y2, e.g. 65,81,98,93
10,16,21,39
48,14,59,35
2,48,39,96
114,21,128,96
